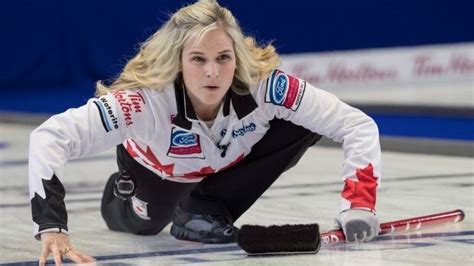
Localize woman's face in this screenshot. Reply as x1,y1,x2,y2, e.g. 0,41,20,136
181,28,236,119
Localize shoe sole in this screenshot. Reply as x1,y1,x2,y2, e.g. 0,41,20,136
170,224,234,244
170,224,200,241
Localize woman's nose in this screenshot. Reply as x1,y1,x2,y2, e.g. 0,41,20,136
205,63,219,79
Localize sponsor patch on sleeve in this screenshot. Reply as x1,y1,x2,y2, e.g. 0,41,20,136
112,90,146,127
265,69,306,111
93,96,119,132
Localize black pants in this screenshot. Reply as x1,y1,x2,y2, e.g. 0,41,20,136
101,119,321,235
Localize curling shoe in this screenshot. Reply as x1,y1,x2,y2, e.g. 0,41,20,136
170,206,238,244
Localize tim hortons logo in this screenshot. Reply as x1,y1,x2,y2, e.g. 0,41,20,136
413,54,474,77
113,91,146,126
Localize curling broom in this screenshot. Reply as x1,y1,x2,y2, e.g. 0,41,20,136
237,209,465,255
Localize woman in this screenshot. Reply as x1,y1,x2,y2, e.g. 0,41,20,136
29,0,381,264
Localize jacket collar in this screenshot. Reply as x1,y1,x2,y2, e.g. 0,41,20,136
172,76,258,130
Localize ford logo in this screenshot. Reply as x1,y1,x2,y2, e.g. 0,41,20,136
273,74,288,104
172,131,197,146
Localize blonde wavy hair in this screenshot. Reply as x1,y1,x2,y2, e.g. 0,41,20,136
95,0,280,96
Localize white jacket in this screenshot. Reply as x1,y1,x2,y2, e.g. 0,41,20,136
29,69,381,238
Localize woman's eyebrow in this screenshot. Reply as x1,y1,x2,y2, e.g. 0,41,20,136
218,49,233,54
187,49,233,56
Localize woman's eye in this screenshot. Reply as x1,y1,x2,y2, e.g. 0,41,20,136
217,54,231,61
192,57,205,62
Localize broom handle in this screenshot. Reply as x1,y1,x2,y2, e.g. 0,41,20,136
320,209,465,245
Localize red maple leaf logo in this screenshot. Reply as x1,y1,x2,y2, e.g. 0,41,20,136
125,140,139,157
126,140,175,176
183,166,216,178
341,163,378,211
219,153,245,172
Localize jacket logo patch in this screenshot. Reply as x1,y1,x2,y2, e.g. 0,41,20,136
167,127,205,159
113,91,146,127
220,122,256,138
93,97,119,132
265,70,306,111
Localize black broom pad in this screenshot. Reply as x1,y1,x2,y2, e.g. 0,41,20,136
237,223,321,256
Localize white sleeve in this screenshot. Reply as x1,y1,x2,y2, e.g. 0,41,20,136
28,90,152,238
259,69,381,213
